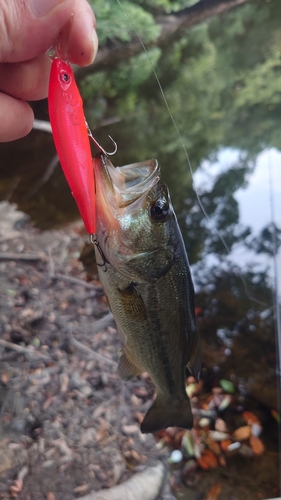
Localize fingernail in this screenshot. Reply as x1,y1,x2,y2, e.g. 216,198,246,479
90,29,99,64
31,0,63,18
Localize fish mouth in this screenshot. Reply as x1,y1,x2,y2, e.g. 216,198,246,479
94,154,160,210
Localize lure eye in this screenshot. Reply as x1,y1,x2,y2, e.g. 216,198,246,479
60,72,70,83
150,196,169,222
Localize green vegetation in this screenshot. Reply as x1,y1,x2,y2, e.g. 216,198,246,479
79,0,281,262
89,0,160,45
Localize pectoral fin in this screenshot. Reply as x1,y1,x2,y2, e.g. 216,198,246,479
117,283,147,321
118,347,143,381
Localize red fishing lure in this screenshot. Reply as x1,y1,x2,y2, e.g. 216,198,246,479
48,58,96,234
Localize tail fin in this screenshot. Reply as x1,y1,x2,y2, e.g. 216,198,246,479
140,393,193,434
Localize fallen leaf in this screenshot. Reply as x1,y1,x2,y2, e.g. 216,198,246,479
197,450,218,470
130,449,143,462
219,379,235,394
205,437,221,456
73,484,89,494
215,418,227,433
95,418,109,442
197,454,210,470
232,425,251,441
186,383,197,398
154,429,174,445
10,479,23,498
208,431,229,441
218,454,226,467
133,387,148,398
251,422,262,437
131,394,142,407
198,417,211,429
135,411,144,424
242,411,262,426
220,439,232,452
227,442,241,452
250,436,265,455
204,482,222,500
122,424,140,435
182,430,194,456
205,450,219,468
218,395,232,411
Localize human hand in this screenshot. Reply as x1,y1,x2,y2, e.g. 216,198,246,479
0,0,98,142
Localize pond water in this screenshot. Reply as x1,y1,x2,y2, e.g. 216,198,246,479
0,0,280,498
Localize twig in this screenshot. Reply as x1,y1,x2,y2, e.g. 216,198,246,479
17,466,29,481
33,119,52,133
0,339,51,362
92,312,115,334
0,251,46,261
70,335,118,369
53,273,103,292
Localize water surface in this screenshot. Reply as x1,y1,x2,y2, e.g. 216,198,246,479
0,0,280,497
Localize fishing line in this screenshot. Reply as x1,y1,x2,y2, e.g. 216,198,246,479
115,0,266,306
267,149,281,494
268,150,281,370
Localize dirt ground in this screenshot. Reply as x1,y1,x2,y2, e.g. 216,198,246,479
0,203,279,500
0,203,173,500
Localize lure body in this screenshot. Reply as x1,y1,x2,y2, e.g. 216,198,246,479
48,58,96,234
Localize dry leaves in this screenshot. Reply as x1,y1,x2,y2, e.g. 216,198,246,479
10,479,23,498
232,425,251,441
243,411,262,426
197,450,218,470
220,439,232,452
250,436,265,455
204,482,222,500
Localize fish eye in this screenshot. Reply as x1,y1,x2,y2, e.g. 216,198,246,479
150,196,169,222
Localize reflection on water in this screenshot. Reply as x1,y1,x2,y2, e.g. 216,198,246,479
193,146,281,291
0,0,280,497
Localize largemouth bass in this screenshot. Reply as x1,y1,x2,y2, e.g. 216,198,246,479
93,154,201,434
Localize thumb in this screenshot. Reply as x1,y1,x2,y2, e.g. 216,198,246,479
0,0,97,65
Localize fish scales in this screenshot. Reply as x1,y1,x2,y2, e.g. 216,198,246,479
93,154,201,433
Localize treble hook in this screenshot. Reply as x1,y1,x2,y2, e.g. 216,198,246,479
86,123,117,157
89,234,108,271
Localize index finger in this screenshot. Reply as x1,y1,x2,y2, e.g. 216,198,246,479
65,0,98,66
0,0,97,66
